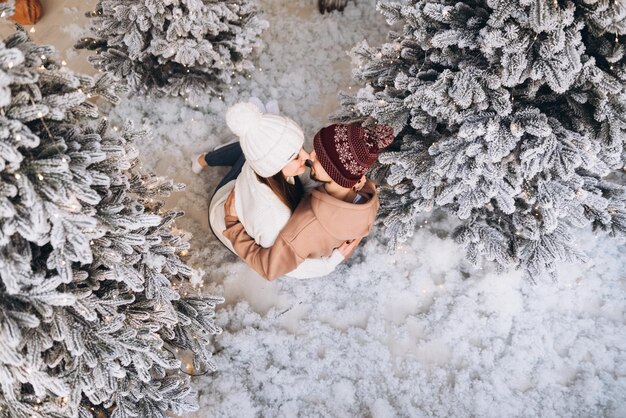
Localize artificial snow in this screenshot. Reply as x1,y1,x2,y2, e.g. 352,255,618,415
91,0,625,416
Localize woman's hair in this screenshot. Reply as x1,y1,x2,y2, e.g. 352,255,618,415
256,173,304,213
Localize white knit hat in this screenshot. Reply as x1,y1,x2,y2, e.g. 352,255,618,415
225,101,304,177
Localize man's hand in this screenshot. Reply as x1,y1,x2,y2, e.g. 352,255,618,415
337,237,362,259
225,189,237,218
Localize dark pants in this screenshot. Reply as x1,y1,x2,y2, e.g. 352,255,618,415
206,142,246,251
205,141,246,197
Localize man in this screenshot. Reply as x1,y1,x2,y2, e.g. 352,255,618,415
223,123,394,281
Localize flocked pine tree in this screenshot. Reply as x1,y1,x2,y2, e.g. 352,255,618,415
76,0,268,97
0,28,222,418
333,0,626,280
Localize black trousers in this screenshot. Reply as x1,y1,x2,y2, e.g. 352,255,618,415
205,141,246,196
206,141,246,252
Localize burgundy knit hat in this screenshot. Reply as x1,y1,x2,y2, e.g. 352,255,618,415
313,123,394,188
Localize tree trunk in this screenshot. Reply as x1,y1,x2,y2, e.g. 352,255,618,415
318,0,350,14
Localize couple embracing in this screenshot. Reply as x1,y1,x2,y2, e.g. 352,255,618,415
192,98,393,280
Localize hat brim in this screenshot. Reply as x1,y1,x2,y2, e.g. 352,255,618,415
313,131,360,189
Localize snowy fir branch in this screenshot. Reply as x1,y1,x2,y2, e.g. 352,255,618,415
75,0,269,98
333,0,626,280
0,1,14,18
0,29,222,417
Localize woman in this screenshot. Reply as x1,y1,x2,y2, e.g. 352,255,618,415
193,99,345,279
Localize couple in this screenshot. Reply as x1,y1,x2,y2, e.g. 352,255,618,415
192,98,393,280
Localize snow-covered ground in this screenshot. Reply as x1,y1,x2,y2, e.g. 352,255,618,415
98,0,626,417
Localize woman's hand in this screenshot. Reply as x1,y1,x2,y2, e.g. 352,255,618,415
225,189,238,218
337,237,362,259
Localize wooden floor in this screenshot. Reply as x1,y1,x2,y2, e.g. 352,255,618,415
0,0,98,75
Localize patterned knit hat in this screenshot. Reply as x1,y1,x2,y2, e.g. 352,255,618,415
313,123,394,188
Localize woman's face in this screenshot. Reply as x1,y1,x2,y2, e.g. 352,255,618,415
281,148,310,177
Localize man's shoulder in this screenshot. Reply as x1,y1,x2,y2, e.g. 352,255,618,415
279,196,319,242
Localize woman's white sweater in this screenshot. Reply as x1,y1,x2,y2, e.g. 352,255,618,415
210,162,343,279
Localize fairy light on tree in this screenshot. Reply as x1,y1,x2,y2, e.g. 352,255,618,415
0,29,223,417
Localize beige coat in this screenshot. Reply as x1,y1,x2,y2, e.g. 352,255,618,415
223,180,379,280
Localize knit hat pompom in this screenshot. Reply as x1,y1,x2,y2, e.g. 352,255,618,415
225,102,263,138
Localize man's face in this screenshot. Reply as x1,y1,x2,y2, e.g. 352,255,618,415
307,150,332,184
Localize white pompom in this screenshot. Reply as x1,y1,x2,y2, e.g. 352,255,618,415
225,102,263,137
